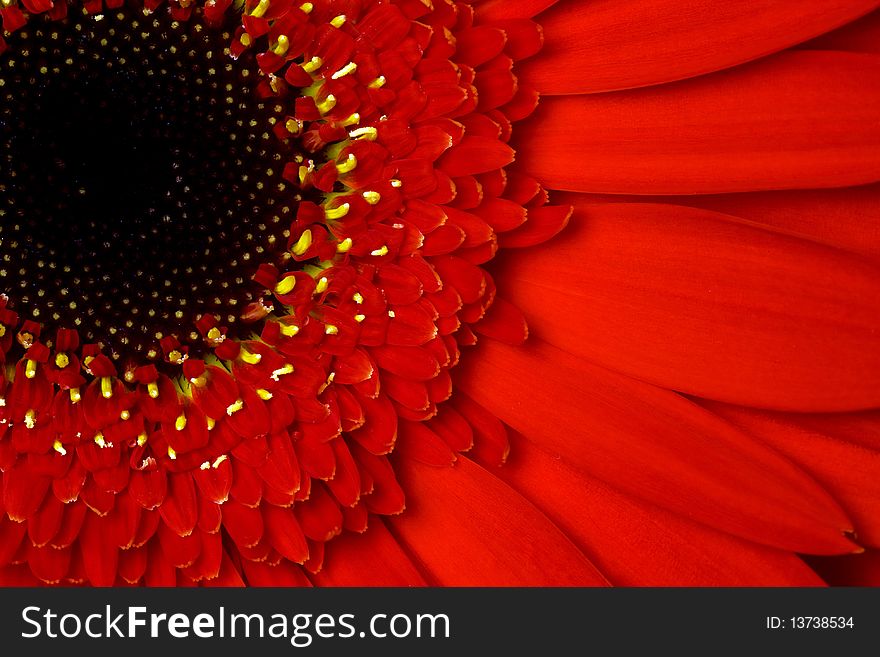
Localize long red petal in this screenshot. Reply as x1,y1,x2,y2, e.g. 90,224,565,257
387,455,609,585
457,338,857,554
517,51,880,194
518,0,880,93
496,431,825,586
497,201,880,411
703,402,880,548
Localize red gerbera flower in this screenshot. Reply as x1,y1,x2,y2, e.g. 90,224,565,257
0,0,878,587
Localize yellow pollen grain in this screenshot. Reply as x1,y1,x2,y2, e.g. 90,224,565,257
226,399,244,415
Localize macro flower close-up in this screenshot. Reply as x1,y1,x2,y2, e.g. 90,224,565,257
0,0,878,587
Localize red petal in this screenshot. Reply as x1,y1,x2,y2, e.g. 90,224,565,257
388,455,608,585
437,136,514,177
159,472,198,536
519,51,880,194
263,504,309,564
3,460,50,521
221,500,264,548
499,201,880,411
703,402,880,548
313,519,427,585
457,338,857,554
496,431,825,585
647,185,880,261
79,510,119,587
475,0,557,21
519,0,879,93
474,297,527,345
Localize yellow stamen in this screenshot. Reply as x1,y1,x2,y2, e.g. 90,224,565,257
239,32,252,47
390,179,402,188
101,376,113,399
94,432,107,448
175,413,187,431
315,276,329,293
239,348,262,365
331,61,357,80
302,56,322,73
324,202,350,220
212,454,228,468
120,410,131,421
330,14,346,27
25,359,37,379
349,126,377,141
226,399,245,415
337,237,353,253
285,118,301,135
316,94,337,114
274,275,296,295
256,388,273,400
355,314,366,323
353,292,364,304
341,112,360,127
272,34,289,56
325,324,339,335
367,75,386,89
207,327,224,343
55,353,70,368
24,409,36,429
249,0,270,17
147,381,160,398
206,417,216,430
167,446,177,460
271,363,295,380
137,432,148,446
291,229,312,256
52,440,67,456
335,152,357,173
299,1,313,13
370,245,389,257
280,323,300,337
69,387,81,403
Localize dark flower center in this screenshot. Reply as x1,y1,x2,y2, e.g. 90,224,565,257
0,6,300,360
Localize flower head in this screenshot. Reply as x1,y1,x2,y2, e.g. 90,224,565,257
0,0,879,587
